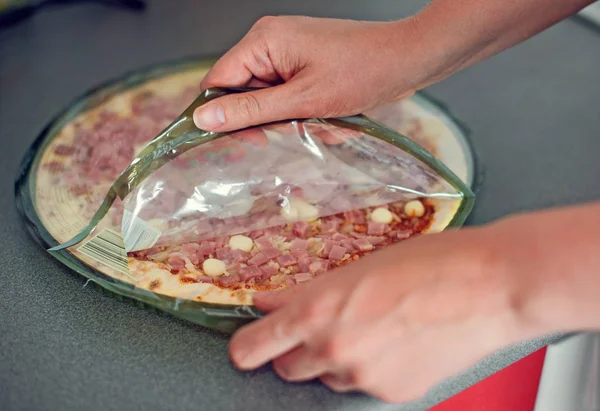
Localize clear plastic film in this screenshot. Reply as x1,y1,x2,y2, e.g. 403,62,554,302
49,87,474,332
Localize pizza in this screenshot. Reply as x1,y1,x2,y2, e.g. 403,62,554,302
31,60,471,308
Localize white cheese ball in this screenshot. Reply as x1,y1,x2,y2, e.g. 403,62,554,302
281,204,299,221
404,200,425,218
370,207,393,224
229,235,254,252
280,198,319,221
202,258,226,276
296,201,319,222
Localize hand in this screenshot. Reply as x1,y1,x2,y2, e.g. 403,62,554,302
228,223,544,403
194,0,594,133
194,16,428,132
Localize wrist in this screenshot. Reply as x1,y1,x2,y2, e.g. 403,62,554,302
485,204,600,341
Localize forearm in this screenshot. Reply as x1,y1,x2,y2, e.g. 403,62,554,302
489,201,600,336
403,0,596,87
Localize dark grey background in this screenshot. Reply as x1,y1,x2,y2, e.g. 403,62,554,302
1,1,599,410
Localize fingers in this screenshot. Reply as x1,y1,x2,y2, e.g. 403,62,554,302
200,37,255,91
229,301,308,370
253,284,308,312
272,345,330,382
193,79,311,132
319,373,356,393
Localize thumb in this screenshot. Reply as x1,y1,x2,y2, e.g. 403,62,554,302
193,81,311,132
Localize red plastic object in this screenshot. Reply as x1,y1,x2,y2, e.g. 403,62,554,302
430,347,547,411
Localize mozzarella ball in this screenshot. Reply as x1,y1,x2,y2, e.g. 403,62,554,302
370,207,393,224
281,204,299,221
296,201,319,221
202,258,226,276
404,200,425,218
229,235,253,252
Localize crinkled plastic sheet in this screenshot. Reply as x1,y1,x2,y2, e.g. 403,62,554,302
50,87,474,332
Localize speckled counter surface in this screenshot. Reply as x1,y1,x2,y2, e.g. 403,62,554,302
1,1,599,410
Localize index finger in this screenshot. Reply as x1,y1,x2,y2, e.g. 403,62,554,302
200,38,254,91
229,304,305,370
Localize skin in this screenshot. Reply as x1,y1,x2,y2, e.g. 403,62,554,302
192,0,600,403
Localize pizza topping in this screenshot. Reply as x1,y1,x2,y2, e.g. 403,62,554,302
231,248,251,263
127,198,435,290
294,273,312,283
353,238,374,252
308,260,328,274
277,254,297,268
218,275,239,288
321,219,340,234
260,264,280,280
328,245,347,261
247,252,269,267
202,258,226,276
404,200,425,217
285,238,304,250
199,241,216,256
367,222,386,236
167,252,188,273
53,144,76,156
215,247,232,262
292,221,310,238
367,236,386,246
290,248,309,259
370,207,394,224
239,266,261,282
228,235,254,252
180,243,202,265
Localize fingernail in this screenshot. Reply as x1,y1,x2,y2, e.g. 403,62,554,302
194,104,225,129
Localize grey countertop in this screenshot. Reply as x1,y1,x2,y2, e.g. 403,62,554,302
1,1,599,410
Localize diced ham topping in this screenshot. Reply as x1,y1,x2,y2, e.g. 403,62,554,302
328,245,347,261
167,252,187,272
298,257,311,273
248,230,264,239
199,241,216,255
332,233,349,242
260,265,279,280
290,248,309,259
248,252,269,266
196,276,214,283
254,236,272,250
367,236,386,246
345,210,365,224
290,238,308,250
215,247,232,261
321,220,340,233
231,249,251,263
308,260,328,274
261,246,281,259
239,266,262,281
292,221,310,238
277,254,297,268
218,275,240,287
294,273,312,283
353,238,374,252
367,222,386,236
323,239,335,256
180,243,202,265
